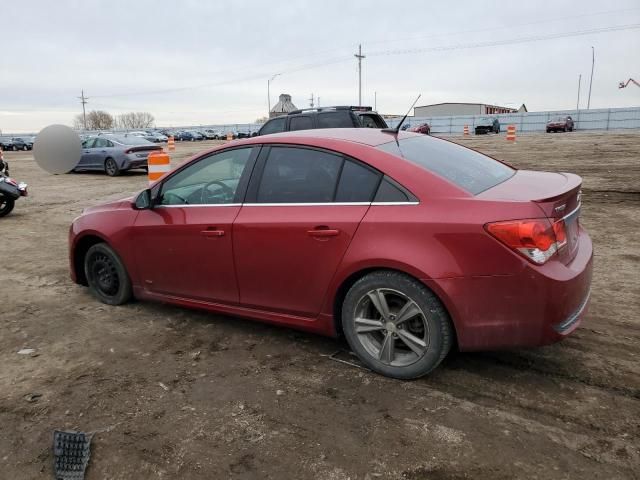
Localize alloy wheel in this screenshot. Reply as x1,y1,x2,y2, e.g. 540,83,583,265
354,288,430,367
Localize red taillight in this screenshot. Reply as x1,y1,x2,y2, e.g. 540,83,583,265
485,218,566,264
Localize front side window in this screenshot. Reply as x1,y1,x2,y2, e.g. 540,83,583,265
160,147,253,205
260,117,286,135
256,147,342,203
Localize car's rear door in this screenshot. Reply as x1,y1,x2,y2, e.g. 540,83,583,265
233,145,381,317
132,146,259,303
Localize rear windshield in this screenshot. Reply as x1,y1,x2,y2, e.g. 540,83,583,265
377,136,514,195
107,135,153,145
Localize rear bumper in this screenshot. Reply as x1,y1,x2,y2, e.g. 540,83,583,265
425,229,593,351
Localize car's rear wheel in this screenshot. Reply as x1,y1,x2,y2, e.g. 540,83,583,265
104,157,120,177
0,194,15,217
12,145,17,151
342,271,453,379
84,243,132,305
23,145,28,151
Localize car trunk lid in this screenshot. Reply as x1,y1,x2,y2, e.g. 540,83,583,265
479,170,582,264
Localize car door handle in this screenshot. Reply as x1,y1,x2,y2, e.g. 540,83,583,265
307,228,339,237
201,228,225,237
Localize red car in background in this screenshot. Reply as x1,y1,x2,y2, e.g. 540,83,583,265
69,129,593,379
408,123,431,135
547,115,575,133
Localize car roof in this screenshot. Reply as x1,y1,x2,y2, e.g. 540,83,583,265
234,128,417,147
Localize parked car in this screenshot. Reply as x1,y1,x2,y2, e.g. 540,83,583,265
143,132,168,143
0,137,15,151
257,106,388,136
409,123,431,135
76,134,162,176
475,117,500,135
546,116,574,133
201,129,221,140
173,131,194,141
188,130,205,141
24,136,36,149
69,129,592,380
11,137,31,151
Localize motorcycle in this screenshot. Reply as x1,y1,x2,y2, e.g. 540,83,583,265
0,154,28,217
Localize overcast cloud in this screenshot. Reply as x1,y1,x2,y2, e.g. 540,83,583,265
1,0,639,132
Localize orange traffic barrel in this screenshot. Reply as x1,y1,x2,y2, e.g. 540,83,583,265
147,151,171,184
226,132,233,141
506,125,516,141
463,125,469,136
167,136,175,151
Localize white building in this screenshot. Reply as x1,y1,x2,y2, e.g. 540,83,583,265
414,102,527,117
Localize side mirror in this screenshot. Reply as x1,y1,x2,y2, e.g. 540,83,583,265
133,189,153,210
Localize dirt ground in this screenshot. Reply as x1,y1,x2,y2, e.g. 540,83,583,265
1,131,639,480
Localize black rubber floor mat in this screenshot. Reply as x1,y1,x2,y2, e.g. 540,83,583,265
53,430,92,480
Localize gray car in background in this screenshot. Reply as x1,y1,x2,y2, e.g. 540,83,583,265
76,134,162,176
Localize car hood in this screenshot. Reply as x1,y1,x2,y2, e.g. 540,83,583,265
82,196,134,215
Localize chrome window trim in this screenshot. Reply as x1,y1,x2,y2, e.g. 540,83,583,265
155,201,421,208
156,203,242,208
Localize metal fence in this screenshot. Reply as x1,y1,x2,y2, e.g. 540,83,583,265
387,106,640,134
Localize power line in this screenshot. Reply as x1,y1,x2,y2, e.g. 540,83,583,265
77,90,88,129
367,23,640,57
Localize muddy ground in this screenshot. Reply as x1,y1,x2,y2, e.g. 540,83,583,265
1,131,639,479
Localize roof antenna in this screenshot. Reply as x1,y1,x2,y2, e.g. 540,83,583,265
382,94,421,135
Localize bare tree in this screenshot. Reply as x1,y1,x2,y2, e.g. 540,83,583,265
72,110,114,130
116,112,155,129
255,116,269,124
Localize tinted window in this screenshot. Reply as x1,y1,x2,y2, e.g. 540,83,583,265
374,177,410,202
257,147,342,203
83,138,96,148
289,115,314,131
260,117,286,135
378,136,514,195
335,160,380,202
94,138,109,148
358,114,386,128
160,147,253,205
317,112,353,128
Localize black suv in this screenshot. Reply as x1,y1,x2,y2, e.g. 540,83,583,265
257,106,388,136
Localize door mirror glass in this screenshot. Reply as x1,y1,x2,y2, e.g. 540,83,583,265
134,189,152,210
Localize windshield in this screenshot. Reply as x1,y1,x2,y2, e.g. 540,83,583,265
377,136,514,195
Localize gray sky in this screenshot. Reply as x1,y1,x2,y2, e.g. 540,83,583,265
2,0,639,132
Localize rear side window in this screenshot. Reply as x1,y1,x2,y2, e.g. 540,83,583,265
289,115,314,131
317,112,354,128
260,117,286,135
374,177,411,202
378,136,514,195
335,160,380,202
257,147,342,203
359,114,387,128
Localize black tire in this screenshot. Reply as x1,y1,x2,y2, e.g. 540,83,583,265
12,145,17,151
104,157,120,177
0,194,15,217
563,126,567,132
23,145,28,151
341,271,453,380
84,243,132,305
546,129,551,133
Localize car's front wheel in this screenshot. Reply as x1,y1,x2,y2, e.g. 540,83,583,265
342,271,453,379
84,243,132,305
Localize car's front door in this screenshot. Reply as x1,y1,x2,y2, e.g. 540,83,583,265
132,146,258,303
79,138,99,169
233,146,381,317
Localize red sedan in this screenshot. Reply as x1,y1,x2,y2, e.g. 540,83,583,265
408,123,431,135
69,129,593,379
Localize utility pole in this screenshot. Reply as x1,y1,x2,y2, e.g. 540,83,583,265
354,44,365,106
587,46,595,109
78,89,88,130
267,74,281,117
374,91,377,111
317,96,320,107
309,93,314,108
576,74,582,111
